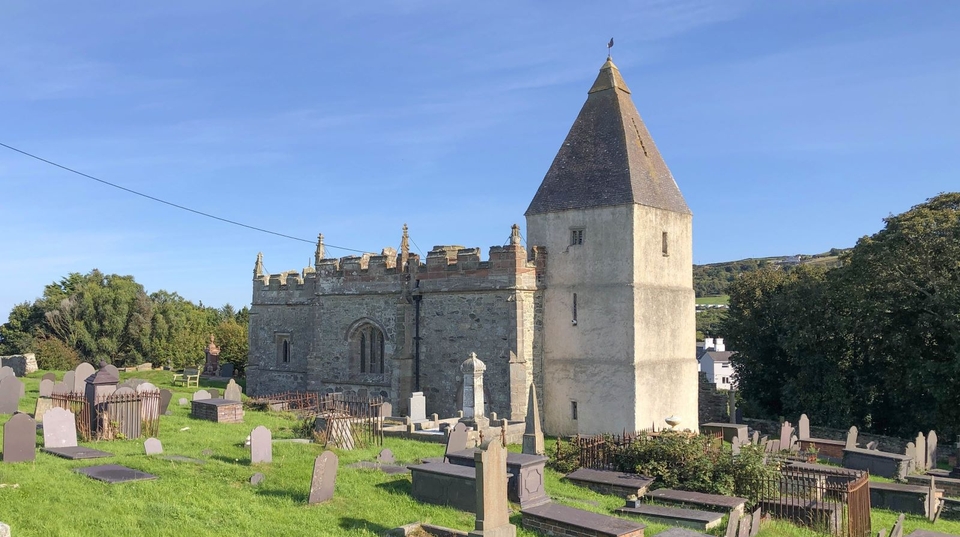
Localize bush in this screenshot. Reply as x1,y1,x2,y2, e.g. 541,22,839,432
547,436,583,474
35,338,81,371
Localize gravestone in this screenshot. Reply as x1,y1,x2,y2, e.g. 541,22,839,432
62,371,76,393
3,412,36,463
39,379,54,397
789,434,799,452
737,515,750,537
380,402,392,418
522,383,544,456
916,433,927,471
0,376,21,414
159,389,173,414
377,448,395,465
74,362,95,393
928,431,938,471
309,451,339,504
798,414,810,440
749,508,761,537
751,431,759,445
179,398,188,406
75,464,157,484
731,436,741,456
409,392,426,423
144,437,163,455
224,379,242,402
0,366,13,382
779,421,792,448
460,353,489,430
250,472,264,485
137,382,161,422
220,363,234,378
208,388,220,399
468,439,516,537
845,426,858,449
52,381,70,395
250,426,272,464
41,372,57,383
34,397,54,422
866,441,879,450
724,517,738,537
43,407,78,448
102,364,120,381
445,422,471,460
193,390,211,401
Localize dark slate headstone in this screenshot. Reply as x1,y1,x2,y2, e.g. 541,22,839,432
445,422,471,459
52,381,71,395
39,379,54,398
250,472,264,485
308,451,338,504
251,425,272,464
224,379,242,402
42,407,78,448
0,376,21,414
159,389,172,415
3,412,36,463
62,371,76,393
0,366,13,382
377,448,395,465
208,388,220,399
42,446,113,459
74,464,157,483
41,372,57,383
144,437,163,455
220,363,234,378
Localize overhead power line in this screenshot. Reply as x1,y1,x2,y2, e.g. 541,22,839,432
0,141,366,253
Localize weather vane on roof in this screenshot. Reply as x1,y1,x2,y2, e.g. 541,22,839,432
607,37,614,59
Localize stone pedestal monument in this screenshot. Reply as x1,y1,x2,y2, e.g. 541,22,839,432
460,353,489,431
522,383,544,456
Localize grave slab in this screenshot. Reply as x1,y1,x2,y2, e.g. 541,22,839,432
646,489,747,518
521,502,645,537
162,455,205,464
42,446,113,459
657,529,711,537
618,504,723,530
564,468,654,498
75,464,157,483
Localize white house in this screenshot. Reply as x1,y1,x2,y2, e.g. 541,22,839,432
697,337,736,390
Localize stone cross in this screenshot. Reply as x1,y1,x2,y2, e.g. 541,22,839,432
468,439,516,537
522,383,544,456
308,451,339,504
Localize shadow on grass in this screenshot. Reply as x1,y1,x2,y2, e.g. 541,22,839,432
375,477,413,497
338,517,392,535
255,487,309,503
212,455,251,465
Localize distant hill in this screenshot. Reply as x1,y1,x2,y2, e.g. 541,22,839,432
693,248,849,298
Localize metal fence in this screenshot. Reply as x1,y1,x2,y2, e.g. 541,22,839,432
315,392,384,449
570,429,723,471
248,391,320,417
751,465,871,537
51,390,161,441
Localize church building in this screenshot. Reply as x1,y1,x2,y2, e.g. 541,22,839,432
246,58,698,436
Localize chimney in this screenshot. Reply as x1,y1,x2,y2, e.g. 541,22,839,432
715,338,725,352
704,338,715,351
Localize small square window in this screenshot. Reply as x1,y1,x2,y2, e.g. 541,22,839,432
570,229,584,246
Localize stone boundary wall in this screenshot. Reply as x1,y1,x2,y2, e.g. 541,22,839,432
0,353,38,376
699,372,728,424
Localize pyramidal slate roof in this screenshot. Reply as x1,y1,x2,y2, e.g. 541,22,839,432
525,58,691,216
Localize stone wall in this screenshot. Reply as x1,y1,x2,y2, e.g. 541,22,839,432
0,353,38,376
699,372,729,423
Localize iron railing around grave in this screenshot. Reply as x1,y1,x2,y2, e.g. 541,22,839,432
247,391,320,417
51,390,161,441
315,392,384,449
749,465,871,537
571,429,723,471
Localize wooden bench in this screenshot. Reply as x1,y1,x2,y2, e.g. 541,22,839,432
617,503,723,531
521,502,646,537
173,368,200,387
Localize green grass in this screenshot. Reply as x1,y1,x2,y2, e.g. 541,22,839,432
1,370,959,536
696,295,730,305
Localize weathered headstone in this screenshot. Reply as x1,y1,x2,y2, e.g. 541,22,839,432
928,430,938,471
250,472,264,485
866,441,879,450
916,432,927,471
250,426,272,464
308,451,339,504
224,379,242,402
52,381,70,395
379,401,393,418
798,414,810,440
377,448,395,465
34,397,54,422
0,376,21,414
749,508,762,537
845,426,858,449
522,383,544,456
43,407,78,448
409,392,426,422
74,362,95,393
789,434,799,453
732,436,742,456
208,388,220,399
102,364,120,381
193,389,211,401
751,431,760,445
724,517,738,537
779,421,792,448
41,372,57,383
0,366,13,382
468,439,516,537
737,515,751,537
159,389,172,414
891,513,905,537
179,398,188,406
62,371,76,393
39,379,54,397
3,412,36,463
144,437,163,455
445,422,471,459
905,442,916,472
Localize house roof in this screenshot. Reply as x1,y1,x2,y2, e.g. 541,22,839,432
525,58,691,216
701,350,736,363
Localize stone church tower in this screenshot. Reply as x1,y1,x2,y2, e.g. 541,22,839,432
525,57,697,436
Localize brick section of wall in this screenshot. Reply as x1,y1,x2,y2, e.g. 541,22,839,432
191,400,244,423
522,514,644,537
698,372,728,423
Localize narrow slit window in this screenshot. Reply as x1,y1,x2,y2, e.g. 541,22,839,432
662,231,669,256
571,401,578,420
572,293,578,325
282,339,290,363
360,333,367,373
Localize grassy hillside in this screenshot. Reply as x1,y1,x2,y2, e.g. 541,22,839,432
694,248,849,298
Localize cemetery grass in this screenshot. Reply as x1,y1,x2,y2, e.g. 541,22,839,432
0,372,957,537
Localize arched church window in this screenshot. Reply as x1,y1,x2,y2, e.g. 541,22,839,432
352,323,386,375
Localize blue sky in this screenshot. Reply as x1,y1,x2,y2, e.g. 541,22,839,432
1,1,958,321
